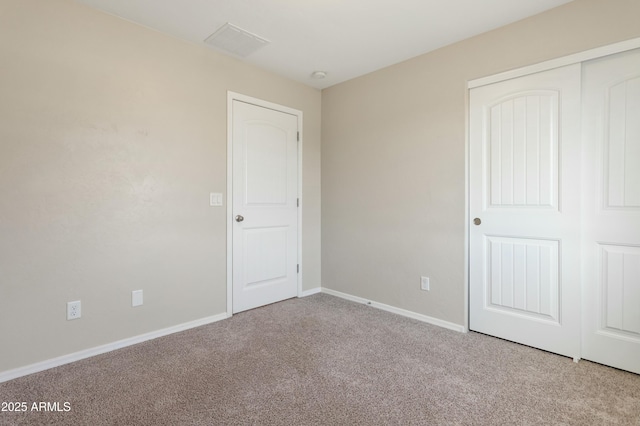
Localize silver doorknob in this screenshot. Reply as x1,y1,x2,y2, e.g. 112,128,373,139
473,218,481,225
235,215,244,222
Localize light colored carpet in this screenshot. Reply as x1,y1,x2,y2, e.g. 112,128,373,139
0,293,638,425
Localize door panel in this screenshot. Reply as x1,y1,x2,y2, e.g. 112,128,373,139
582,49,640,374
485,236,559,324
245,124,289,205
488,92,558,209
232,100,298,313
470,64,582,359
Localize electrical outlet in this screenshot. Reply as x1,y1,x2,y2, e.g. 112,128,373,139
132,290,143,307
67,300,81,320
420,276,430,291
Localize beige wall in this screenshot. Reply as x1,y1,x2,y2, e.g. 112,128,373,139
321,0,640,326
4,0,639,376
0,0,321,373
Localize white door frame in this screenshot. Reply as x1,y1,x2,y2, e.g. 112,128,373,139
226,92,303,316
465,36,640,331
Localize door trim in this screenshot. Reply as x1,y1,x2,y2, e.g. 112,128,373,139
466,37,640,332
226,92,303,316
468,37,640,89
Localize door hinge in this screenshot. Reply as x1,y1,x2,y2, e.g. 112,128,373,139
297,264,299,273
297,198,300,207
297,131,300,142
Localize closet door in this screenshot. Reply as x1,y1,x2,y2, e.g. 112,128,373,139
582,49,640,374
469,64,582,359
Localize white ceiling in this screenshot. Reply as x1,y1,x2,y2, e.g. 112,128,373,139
76,0,574,90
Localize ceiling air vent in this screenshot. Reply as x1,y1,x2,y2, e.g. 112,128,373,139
204,23,270,58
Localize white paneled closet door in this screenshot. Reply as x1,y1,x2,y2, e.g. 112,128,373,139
469,64,583,359
581,49,640,374
470,47,640,374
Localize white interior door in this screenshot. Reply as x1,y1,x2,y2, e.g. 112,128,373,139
232,100,299,313
469,64,582,359
581,49,640,374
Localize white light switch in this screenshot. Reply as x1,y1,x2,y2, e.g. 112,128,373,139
210,192,223,206
132,290,143,307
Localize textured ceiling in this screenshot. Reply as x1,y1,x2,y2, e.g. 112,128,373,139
76,0,574,89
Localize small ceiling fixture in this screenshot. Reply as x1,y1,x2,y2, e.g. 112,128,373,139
311,71,327,79
204,23,270,58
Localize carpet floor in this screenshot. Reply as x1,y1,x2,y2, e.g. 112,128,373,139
0,293,639,425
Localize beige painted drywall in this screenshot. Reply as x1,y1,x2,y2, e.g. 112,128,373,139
0,0,321,373
321,0,640,326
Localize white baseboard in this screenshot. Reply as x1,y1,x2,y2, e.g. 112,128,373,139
1,288,466,383
300,287,322,297
321,288,467,333
0,312,229,384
